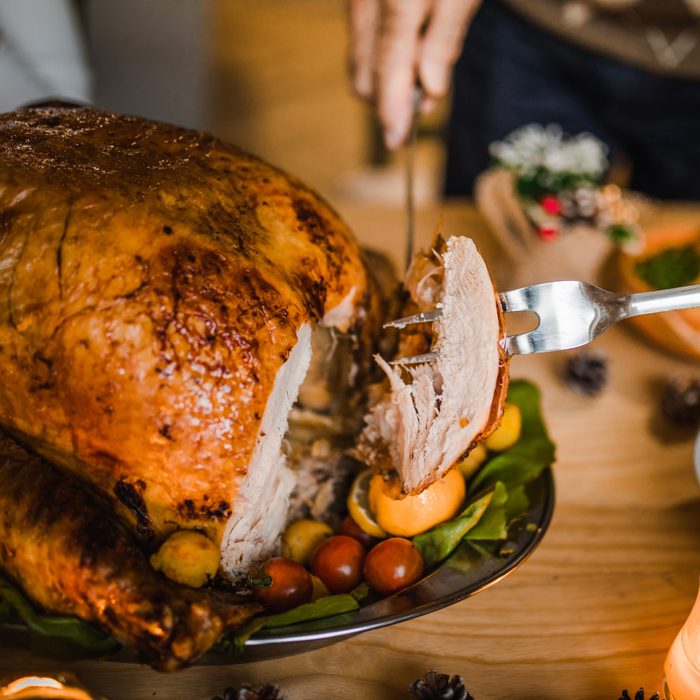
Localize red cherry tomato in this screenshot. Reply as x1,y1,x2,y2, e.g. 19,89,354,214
363,537,424,596
252,556,313,613
310,535,365,594
339,515,377,550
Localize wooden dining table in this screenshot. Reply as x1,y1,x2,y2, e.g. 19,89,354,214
3,200,700,700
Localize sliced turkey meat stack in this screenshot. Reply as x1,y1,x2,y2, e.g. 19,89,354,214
360,236,509,494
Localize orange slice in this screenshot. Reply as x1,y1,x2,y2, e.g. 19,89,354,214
347,470,387,538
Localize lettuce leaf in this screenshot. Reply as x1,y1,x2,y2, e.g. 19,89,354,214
464,481,509,541
0,576,118,655
413,488,494,568
505,484,531,521
216,593,361,655
469,380,555,494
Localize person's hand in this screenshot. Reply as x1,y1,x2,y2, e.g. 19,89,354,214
348,0,481,149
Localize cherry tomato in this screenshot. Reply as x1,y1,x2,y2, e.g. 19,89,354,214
339,515,377,550
252,556,313,613
310,535,365,594
363,538,424,596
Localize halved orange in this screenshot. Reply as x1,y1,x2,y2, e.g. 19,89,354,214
368,468,466,538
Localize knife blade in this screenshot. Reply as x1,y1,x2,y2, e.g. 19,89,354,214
404,86,422,272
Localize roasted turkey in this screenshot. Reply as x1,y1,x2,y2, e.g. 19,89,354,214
0,104,508,668
0,105,381,580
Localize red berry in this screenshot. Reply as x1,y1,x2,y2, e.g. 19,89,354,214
339,515,377,549
541,195,561,216
252,557,313,613
538,225,559,241
363,538,424,597
310,535,365,594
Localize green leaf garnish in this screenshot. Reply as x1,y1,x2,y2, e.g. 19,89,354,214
261,595,360,629
217,594,361,655
350,582,370,602
505,484,531,521
413,489,494,569
635,244,700,290
0,576,118,655
464,481,509,541
607,224,636,245
469,380,555,495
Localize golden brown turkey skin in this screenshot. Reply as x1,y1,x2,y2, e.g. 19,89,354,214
0,435,259,671
0,106,369,550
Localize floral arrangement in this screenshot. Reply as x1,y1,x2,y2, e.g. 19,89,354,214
489,124,639,246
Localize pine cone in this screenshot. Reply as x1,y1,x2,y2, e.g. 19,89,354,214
618,689,659,700
662,376,700,425
408,671,474,700
212,683,286,700
563,349,608,396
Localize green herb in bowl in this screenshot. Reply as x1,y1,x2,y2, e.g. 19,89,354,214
635,244,700,290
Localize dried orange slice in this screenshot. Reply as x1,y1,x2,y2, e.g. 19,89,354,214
347,470,387,538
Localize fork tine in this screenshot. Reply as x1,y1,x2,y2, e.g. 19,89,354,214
383,309,443,330
389,351,439,366
503,333,535,356
499,288,533,314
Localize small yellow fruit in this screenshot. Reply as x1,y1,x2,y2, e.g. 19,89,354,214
369,469,466,537
347,470,387,538
281,519,332,565
485,403,522,452
310,574,330,601
456,443,488,479
150,530,220,588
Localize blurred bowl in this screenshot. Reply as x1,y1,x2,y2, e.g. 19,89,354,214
616,222,700,361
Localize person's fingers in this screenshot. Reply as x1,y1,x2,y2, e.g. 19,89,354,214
347,0,381,100
420,94,438,114
418,0,482,98
375,0,432,149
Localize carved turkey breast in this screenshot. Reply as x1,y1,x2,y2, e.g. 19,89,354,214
359,236,510,494
0,105,374,578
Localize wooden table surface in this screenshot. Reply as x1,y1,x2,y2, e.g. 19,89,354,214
3,202,700,700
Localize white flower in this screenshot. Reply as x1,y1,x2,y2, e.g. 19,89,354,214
490,124,608,176
561,134,608,175
489,124,559,171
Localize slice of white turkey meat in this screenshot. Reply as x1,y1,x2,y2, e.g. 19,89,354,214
220,323,312,577
360,236,509,494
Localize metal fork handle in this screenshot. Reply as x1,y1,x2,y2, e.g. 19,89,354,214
624,284,700,319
